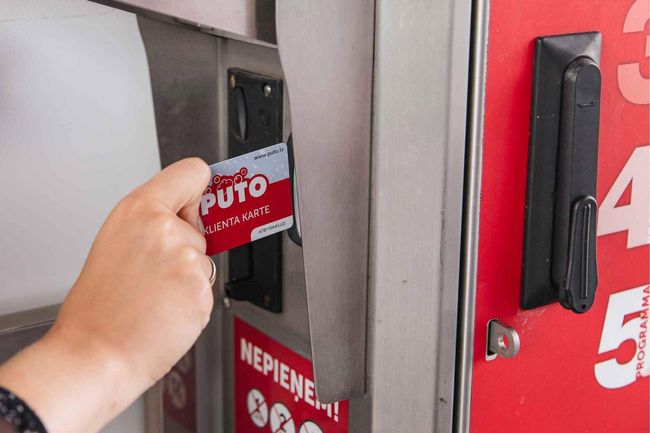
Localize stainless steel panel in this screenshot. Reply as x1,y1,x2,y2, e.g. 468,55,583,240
135,2,472,429
368,0,472,431
0,305,58,363
217,38,312,433
135,17,313,431
137,16,222,167
276,2,375,403
136,17,223,433
93,0,276,46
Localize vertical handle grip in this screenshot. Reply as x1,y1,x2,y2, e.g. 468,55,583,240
553,57,601,313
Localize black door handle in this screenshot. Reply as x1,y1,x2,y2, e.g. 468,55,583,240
521,32,602,313
553,57,601,313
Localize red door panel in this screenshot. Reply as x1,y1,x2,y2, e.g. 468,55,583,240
471,0,649,432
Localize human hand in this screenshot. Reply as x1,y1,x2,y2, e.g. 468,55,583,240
58,157,214,384
0,158,214,433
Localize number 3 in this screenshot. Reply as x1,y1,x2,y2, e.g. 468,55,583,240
617,0,650,105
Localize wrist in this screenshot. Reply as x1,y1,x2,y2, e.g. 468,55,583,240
0,322,147,433
45,321,149,394
44,322,150,418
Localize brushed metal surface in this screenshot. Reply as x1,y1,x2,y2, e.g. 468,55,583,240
0,305,58,363
137,17,223,433
135,17,313,431
368,0,472,432
93,0,276,46
276,2,375,403
218,37,312,433
137,15,223,168
144,382,163,433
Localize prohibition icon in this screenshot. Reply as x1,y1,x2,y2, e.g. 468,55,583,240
246,388,269,427
298,420,323,433
269,402,295,433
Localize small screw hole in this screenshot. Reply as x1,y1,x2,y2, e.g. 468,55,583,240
497,334,510,351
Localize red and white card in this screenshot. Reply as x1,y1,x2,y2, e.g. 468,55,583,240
200,143,293,255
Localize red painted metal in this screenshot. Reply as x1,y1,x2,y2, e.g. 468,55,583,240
471,0,649,431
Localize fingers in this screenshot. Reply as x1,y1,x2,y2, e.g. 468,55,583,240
136,158,210,227
199,286,214,329
174,218,207,253
182,253,215,329
178,200,204,233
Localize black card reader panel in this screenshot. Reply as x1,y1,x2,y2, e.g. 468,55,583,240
225,68,283,313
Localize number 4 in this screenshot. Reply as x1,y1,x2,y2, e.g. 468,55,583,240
597,145,650,248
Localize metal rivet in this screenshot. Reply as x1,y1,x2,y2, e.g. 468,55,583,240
263,84,272,97
229,75,236,89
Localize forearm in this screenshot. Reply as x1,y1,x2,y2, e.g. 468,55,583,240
0,325,147,433
0,158,212,433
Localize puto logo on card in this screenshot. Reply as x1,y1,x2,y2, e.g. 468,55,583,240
201,168,269,214
200,143,294,255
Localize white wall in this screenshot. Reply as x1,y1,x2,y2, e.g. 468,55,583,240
0,1,161,431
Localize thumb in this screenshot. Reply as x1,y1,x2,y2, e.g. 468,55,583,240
136,158,211,228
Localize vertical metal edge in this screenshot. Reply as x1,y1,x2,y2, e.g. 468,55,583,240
275,2,374,403
144,382,164,433
454,0,491,431
437,0,475,430
369,0,472,429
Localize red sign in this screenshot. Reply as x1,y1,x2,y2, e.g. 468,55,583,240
471,0,649,431
234,318,349,433
163,347,197,433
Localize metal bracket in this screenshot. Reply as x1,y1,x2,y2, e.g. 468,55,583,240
486,319,520,360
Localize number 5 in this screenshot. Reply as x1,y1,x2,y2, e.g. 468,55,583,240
595,285,649,389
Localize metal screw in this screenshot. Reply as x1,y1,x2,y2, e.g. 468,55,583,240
222,296,232,310
263,84,272,97
229,74,236,89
